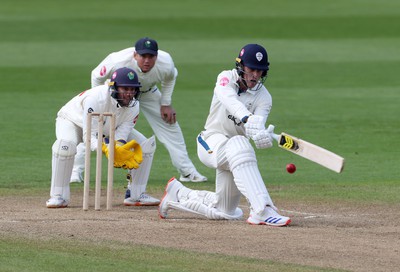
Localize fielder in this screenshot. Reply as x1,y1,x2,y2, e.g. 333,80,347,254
159,44,291,226
71,37,207,205
47,67,155,208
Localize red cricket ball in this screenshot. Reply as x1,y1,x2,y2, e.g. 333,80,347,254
286,163,296,174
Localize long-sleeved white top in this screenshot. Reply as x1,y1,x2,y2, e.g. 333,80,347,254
91,48,177,106
203,69,272,138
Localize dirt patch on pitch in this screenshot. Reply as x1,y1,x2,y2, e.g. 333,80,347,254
1,189,399,272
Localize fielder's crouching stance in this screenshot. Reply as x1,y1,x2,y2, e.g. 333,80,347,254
47,67,153,208
159,44,291,226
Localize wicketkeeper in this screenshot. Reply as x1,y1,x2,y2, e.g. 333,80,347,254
70,37,207,202
159,44,291,226
47,67,152,208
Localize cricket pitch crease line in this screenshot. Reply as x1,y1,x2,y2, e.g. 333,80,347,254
280,209,331,219
238,205,329,219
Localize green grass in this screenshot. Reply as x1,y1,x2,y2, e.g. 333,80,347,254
0,237,343,272
1,0,400,271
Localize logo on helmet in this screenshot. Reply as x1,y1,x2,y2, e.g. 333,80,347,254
256,52,263,62
128,72,135,80
112,71,117,80
145,41,152,48
240,49,245,57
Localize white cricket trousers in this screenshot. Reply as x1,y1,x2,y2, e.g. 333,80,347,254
139,89,197,176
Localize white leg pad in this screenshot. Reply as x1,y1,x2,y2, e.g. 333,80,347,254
225,136,275,215
129,135,156,199
215,169,242,215
170,188,243,220
50,139,76,201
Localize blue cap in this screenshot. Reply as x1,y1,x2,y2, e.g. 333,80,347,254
135,37,158,56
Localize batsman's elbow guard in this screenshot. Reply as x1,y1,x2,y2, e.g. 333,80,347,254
253,130,273,149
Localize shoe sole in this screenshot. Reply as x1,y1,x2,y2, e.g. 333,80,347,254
46,205,68,209
124,202,160,207
246,218,291,227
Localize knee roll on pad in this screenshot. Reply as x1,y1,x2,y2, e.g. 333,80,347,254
225,136,256,170
52,139,77,158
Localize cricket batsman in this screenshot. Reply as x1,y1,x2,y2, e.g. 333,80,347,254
159,44,291,226
70,37,207,206
47,67,146,208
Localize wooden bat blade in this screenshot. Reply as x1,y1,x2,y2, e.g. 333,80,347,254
276,132,345,173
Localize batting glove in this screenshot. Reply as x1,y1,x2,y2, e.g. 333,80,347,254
252,124,275,149
244,115,265,139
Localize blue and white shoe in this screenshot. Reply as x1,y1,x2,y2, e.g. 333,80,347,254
123,193,160,206
247,206,291,227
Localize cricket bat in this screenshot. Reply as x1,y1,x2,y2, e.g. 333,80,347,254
271,132,345,173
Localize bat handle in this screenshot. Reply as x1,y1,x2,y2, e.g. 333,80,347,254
266,124,279,142
272,133,280,142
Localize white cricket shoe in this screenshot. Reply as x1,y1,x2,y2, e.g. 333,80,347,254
46,196,69,208
123,193,160,206
179,170,207,183
70,171,84,183
158,177,184,219
246,206,291,227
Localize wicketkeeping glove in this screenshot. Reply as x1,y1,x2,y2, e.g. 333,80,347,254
244,115,265,139
252,124,274,149
102,140,143,169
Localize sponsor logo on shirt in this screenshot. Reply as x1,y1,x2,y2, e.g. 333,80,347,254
219,77,229,87
100,66,107,77
228,115,242,126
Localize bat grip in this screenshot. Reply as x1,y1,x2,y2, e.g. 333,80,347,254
272,133,280,142
265,124,278,142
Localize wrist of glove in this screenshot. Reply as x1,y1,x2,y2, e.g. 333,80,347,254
244,115,265,139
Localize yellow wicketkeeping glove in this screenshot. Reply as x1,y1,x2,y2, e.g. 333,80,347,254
102,140,143,169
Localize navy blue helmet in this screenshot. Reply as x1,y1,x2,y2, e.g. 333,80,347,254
109,67,141,88
235,44,269,90
109,67,142,106
236,44,269,73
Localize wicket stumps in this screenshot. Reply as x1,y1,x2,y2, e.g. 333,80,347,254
83,112,115,211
